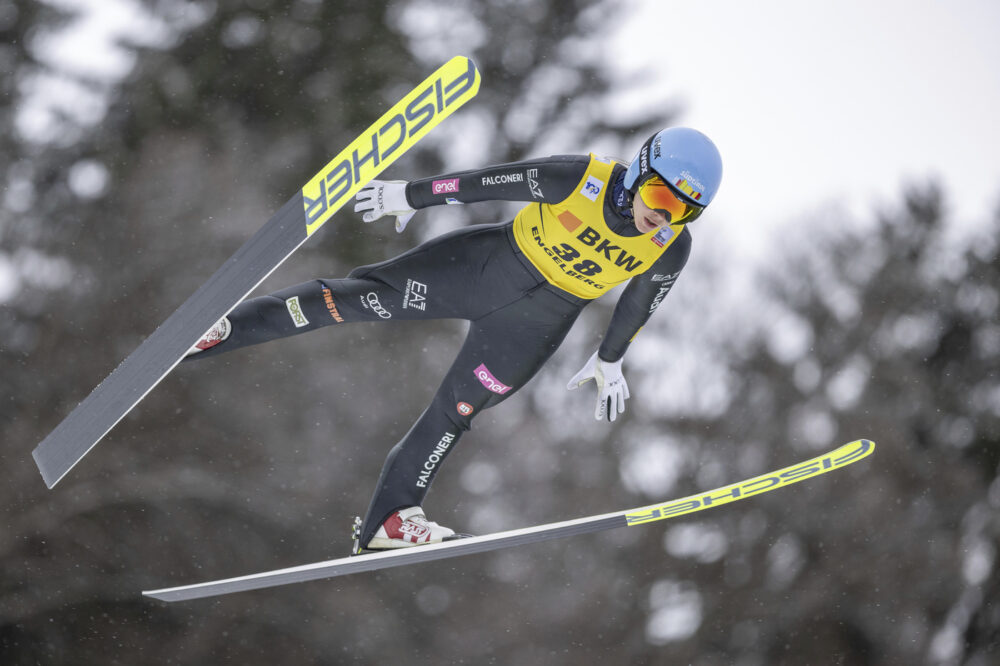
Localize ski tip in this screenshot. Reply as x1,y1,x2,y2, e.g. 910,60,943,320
827,438,876,466
445,55,481,93
847,438,876,455
448,54,479,72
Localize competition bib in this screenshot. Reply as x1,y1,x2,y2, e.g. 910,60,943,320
512,155,682,299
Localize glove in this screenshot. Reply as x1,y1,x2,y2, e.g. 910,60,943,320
354,179,416,232
567,351,630,422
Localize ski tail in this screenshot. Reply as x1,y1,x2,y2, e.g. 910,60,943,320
143,439,874,602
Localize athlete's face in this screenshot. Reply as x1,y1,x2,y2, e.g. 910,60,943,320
631,192,669,233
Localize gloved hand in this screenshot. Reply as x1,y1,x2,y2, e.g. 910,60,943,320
567,351,630,422
354,179,416,232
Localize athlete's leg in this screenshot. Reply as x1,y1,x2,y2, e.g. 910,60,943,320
185,223,530,360
181,276,386,360
358,286,585,547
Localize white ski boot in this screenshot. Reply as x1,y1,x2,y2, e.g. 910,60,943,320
353,507,466,554
186,317,231,356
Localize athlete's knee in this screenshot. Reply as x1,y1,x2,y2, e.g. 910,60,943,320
347,262,383,280
431,387,497,432
282,277,392,324
323,275,406,322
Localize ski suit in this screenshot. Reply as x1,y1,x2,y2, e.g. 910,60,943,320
186,153,691,547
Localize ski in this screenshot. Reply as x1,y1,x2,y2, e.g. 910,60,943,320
143,438,874,602
31,56,481,489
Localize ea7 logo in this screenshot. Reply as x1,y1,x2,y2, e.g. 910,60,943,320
527,168,543,199
404,279,428,311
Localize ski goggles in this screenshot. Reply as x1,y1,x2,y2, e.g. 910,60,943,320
637,175,704,225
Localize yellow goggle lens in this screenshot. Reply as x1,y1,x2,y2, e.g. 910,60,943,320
638,176,696,224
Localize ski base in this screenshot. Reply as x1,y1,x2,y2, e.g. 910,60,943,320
143,439,874,602
31,55,481,488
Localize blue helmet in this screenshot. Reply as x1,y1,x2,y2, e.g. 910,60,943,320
623,127,723,208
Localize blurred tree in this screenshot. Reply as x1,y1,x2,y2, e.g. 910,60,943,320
7,1,999,664
2,0,673,663
604,185,1000,664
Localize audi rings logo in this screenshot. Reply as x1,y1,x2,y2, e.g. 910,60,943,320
366,292,391,319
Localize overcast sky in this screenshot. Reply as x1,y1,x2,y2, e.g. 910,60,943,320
18,0,1000,265
614,0,1000,258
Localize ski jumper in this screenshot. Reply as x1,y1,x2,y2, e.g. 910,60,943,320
184,154,692,547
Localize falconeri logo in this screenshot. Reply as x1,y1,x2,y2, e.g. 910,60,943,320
482,172,523,186
416,432,456,488
285,296,309,328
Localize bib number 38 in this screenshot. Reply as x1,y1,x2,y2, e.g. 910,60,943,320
553,243,603,276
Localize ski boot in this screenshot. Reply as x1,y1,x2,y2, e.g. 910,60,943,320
186,317,231,356
352,507,470,555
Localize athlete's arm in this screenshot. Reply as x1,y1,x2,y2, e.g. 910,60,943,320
404,155,591,209
598,227,692,362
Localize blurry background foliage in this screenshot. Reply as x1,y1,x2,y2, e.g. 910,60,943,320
1,1,998,664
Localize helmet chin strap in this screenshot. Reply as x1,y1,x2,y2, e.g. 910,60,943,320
613,168,635,219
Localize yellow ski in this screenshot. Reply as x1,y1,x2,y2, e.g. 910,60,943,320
144,439,874,602
32,56,480,488
302,55,480,236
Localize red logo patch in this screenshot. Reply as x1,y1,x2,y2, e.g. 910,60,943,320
457,402,474,416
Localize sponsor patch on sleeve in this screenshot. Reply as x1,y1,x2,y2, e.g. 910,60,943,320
651,227,676,247
432,178,460,194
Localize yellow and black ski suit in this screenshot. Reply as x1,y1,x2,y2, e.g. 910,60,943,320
187,154,692,547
